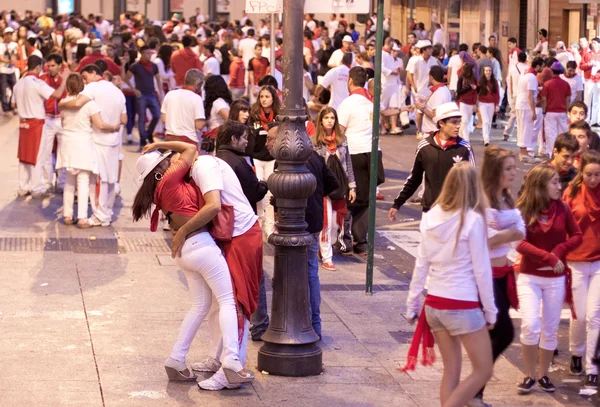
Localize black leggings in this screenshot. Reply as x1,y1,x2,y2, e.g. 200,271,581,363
476,276,515,398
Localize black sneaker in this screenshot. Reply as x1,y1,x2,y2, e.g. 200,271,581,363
517,377,535,394
570,356,584,376
585,374,598,390
537,376,556,392
503,134,509,141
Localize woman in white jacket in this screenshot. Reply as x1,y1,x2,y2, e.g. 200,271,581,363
403,162,497,407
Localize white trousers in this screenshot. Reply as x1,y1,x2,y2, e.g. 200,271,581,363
459,102,475,142
534,108,545,155
42,117,61,189
569,260,600,375
63,169,91,220
18,124,48,195
584,80,600,124
517,273,565,350
208,301,250,367
389,84,410,126
516,109,543,149
89,176,115,224
504,95,517,137
479,102,495,144
255,158,276,237
543,112,568,156
318,196,342,263
172,232,242,371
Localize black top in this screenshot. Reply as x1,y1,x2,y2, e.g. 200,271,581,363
219,44,231,75
246,119,274,162
392,133,475,212
316,48,334,77
216,145,268,214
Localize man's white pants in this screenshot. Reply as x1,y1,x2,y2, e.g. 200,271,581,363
543,112,568,156
459,103,474,141
584,80,600,124
18,126,48,195
319,196,340,264
504,95,517,137
569,260,600,375
479,102,495,144
534,107,545,155
89,144,120,224
42,117,61,189
517,273,565,350
517,108,542,149
254,158,275,237
389,84,410,126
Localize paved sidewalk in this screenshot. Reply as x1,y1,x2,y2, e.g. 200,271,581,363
0,114,588,407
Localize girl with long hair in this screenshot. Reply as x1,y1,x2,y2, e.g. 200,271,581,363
515,165,582,393
228,99,250,125
487,47,504,130
313,107,356,271
477,66,499,146
456,62,478,142
120,49,139,144
248,85,280,238
132,141,255,390
404,162,497,407
155,44,176,92
58,73,121,228
563,150,600,390
204,75,233,133
473,146,525,406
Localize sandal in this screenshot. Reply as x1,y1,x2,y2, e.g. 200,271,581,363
164,357,197,382
222,367,255,384
64,217,74,226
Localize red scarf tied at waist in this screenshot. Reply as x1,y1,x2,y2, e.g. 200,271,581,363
492,265,519,310
350,87,373,102
400,295,480,372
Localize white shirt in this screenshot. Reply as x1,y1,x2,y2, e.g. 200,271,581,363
486,208,526,259
447,54,462,91
534,40,549,56
261,46,271,61
508,62,528,99
432,28,445,47
13,75,55,119
381,50,403,88
328,49,355,68
191,155,258,237
0,41,17,74
328,20,339,38
321,64,350,110
556,51,574,69
515,71,538,111
422,86,452,133
203,56,220,77
560,73,584,103
337,93,381,155
238,38,257,66
407,55,438,93
61,97,100,137
95,20,110,37
80,80,126,146
161,89,205,142
154,58,176,91
406,207,497,325
208,98,230,131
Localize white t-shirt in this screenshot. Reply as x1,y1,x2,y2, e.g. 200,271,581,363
407,55,438,93
516,72,539,111
381,51,403,88
328,49,355,68
203,56,220,77
328,20,339,38
191,155,258,237
61,97,100,136
208,98,230,131
238,38,257,66
447,54,462,91
560,73,584,103
337,93,381,155
161,89,205,142
13,75,55,119
0,42,17,74
321,64,350,110
81,80,126,146
508,62,528,99
422,86,452,134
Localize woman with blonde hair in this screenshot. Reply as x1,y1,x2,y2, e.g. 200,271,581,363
515,165,582,394
563,150,600,389
403,162,497,407
57,73,121,228
312,107,356,271
472,146,525,406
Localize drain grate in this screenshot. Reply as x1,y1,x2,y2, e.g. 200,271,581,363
0,236,170,254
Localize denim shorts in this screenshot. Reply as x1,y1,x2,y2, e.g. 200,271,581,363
425,306,486,336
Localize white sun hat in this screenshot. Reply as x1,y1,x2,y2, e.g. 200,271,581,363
136,150,172,181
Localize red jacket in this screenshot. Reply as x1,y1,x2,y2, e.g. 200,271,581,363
580,50,600,82
39,72,65,116
229,58,246,89
171,48,203,87
75,51,122,76
564,183,600,262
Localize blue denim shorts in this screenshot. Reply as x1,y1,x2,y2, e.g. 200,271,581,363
424,306,486,336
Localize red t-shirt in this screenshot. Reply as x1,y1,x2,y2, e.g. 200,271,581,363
39,72,65,116
564,183,600,262
229,58,246,89
540,76,571,113
75,51,122,76
248,56,269,85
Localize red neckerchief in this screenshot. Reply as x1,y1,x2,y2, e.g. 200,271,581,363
525,67,536,75
24,72,39,78
45,72,61,88
350,87,373,102
260,108,274,131
434,132,457,150
582,183,600,222
537,199,558,233
429,83,445,94
139,59,154,73
206,53,216,61
324,130,337,153
508,47,522,64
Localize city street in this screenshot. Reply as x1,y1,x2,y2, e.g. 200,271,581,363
0,112,597,407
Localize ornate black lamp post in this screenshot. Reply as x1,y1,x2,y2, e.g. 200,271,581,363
257,0,323,377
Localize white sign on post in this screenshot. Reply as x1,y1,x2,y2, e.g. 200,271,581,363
245,0,283,14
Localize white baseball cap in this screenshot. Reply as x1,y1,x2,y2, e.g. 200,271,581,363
4,27,14,34
342,35,353,43
392,43,401,51
432,102,461,124
136,150,172,181
416,40,432,49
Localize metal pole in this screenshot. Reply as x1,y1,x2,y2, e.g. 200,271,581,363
270,13,276,75
144,0,148,24
257,0,322,377
366,0,385,295
112,0,123,56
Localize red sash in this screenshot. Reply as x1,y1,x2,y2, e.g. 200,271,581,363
18,118,45,165
165,134,198,146
492,265,519,310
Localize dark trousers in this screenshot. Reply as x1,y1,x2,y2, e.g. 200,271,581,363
137,94,160,146
477,276,514,398
250,272,269,340
124,94,137,135
0,73,16,112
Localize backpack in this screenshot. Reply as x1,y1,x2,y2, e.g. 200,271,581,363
326,153,349,200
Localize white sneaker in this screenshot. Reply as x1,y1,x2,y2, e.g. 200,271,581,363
88,215,111,227
191,356,221,373
114,183,121,196
198,368,240,391
162,219,171,231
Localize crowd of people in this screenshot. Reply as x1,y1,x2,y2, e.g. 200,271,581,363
2,6,600,404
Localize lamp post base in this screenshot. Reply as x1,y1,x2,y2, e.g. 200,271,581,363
257,343,322,377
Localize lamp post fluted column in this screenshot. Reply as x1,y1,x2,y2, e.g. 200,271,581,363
256,0,323,377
